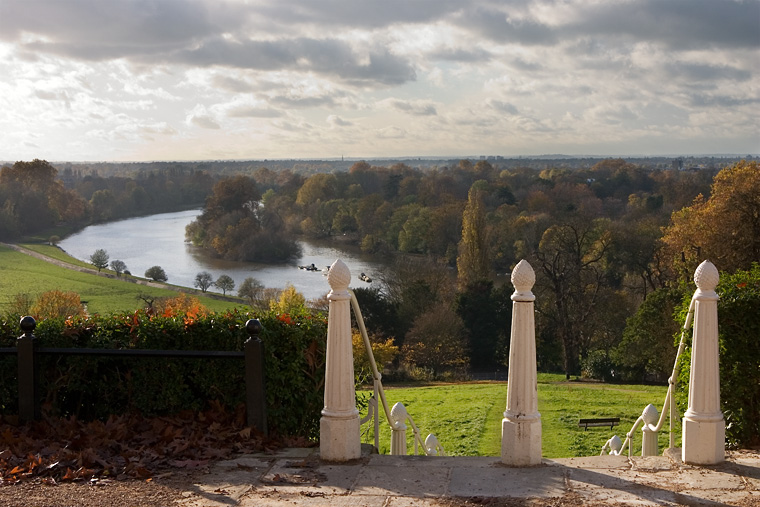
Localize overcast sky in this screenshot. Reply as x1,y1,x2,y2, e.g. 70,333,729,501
0,0,758,162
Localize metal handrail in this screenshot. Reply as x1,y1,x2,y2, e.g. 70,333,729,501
602,295,696,456
349,289,443,456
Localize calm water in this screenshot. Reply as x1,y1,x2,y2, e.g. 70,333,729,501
58,209,383,300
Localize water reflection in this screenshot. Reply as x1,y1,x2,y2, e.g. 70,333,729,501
58,209,383,300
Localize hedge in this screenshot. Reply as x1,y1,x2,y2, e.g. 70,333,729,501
0,309,327,439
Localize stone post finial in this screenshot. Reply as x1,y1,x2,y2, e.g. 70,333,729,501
328,258,351,292
511,259,536,302
694,260,719,294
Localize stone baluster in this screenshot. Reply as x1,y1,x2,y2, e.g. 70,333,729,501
501,259,542,466
320,259,361,461
641,404,659,457
682,260,725,465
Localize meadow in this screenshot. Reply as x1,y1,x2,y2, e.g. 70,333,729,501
360,375,678,458
0,244,242,315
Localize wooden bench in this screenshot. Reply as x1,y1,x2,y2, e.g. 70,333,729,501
578,417,620,431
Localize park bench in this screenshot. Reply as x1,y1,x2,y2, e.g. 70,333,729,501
578,417,620,431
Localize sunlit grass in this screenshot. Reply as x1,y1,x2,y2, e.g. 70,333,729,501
360,377,678,458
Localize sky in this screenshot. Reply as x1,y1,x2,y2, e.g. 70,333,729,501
0,0,758,162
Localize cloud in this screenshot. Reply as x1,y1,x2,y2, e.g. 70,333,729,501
227,106,282,118
383,99,438,116
488,100,519,115
328,115,352,127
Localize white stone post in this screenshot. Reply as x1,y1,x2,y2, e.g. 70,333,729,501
320,259,361,461
682,260,725,465
389,402,408,455
641,404,659,457
501,259,542,466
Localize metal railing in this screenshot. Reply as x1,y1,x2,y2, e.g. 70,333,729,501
350,289,444,456
0,316,268,434
601,295,696,457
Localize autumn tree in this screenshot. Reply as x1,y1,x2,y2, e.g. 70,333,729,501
214,274,235,295
457,185,489,288
90,249,109,272
402,305,468,378
194,271,214,292
661,160,760,277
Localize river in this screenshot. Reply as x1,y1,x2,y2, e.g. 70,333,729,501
58,209,383,300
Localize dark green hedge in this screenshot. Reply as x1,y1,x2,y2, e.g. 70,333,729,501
0,309,327,439
676,263,760,448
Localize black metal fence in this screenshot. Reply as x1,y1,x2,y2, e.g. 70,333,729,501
0,316,268,435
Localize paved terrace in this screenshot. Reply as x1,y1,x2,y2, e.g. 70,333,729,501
177,446,760,506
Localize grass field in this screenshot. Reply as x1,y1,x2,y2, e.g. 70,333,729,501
0,245,243,315
360,375,679,458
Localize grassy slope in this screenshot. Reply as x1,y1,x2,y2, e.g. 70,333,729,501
362,375,679,458
0,245,242,315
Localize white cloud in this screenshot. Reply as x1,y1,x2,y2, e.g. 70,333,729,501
0,0,756,160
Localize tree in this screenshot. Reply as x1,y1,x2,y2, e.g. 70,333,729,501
110,259,127,277
457,185,489,288
194,271,214,292
90,249,109,272
214,274,235,295
238,277,265,307
402,305,468,378
661,160,760,277
145,265,168,282
534,219,613,379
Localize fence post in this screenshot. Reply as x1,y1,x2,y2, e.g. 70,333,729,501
502,259,542,466
17,316,39,423
320,259,361,461
682,260,725,465
389,402,408,455
641,404,659,456
244,318,267,436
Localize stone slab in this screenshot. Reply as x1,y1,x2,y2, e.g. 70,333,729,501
448,464,566,498
258,461,363,495
366,455,499,468
550,454,631,470
353,464,450,497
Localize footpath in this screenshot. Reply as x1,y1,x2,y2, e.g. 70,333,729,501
176,446,760,507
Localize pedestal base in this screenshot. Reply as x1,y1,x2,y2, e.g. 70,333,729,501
501,417,542,466
320,415,361,462
682,416,725,465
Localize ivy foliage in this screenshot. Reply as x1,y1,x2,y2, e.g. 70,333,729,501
0,309,327,439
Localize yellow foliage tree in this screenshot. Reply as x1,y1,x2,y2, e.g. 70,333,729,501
661,160,760,277
352,330,399,385
155,293,208,319
31,290,87,319
270,283,306,315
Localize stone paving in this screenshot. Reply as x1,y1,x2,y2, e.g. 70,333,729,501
176,446,760,506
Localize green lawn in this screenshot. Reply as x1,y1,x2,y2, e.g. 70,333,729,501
0,245,243,315
360,375,680,458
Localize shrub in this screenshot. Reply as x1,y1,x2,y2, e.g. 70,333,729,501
31,290,87,319
675,263,760,448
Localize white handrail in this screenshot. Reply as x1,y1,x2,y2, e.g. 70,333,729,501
349,289,443,456
603,295,696,456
